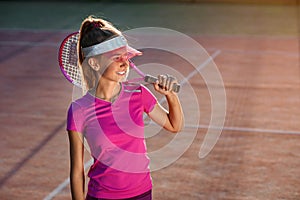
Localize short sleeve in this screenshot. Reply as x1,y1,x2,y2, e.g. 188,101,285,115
141,85,157,113
66,102,85,133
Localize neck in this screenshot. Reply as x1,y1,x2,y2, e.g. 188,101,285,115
94,78,121,102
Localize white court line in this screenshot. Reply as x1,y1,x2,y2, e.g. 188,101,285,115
155,50,221,106
146,122,300,136
1,40,298,57
44,50,221,199
43,159,93,200
0,27,75,33
183,124,300,136
0,41,59,47
181,50,221,85
1,28,297,40
0,113,64,121
205,47,299,57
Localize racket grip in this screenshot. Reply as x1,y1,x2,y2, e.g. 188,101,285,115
144,74,180,93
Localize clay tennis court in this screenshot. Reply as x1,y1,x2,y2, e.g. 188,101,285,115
0,1,299,199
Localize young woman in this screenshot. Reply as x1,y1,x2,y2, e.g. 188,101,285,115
67,16,183,200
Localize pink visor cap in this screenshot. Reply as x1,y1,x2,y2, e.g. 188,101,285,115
82,35,142,58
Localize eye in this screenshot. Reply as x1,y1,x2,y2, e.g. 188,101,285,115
112,56,121,62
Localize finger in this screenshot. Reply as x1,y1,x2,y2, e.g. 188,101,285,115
154,80,160,91
165,74,170,91
166,75,176,91
158,74,167,90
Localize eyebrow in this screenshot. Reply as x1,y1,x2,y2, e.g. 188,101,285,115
111,52,128,57
111,53,122,56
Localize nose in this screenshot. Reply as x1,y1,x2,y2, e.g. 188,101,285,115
120,54,129,62
120,58,129,69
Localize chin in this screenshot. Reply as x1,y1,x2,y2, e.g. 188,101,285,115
121,72,129,82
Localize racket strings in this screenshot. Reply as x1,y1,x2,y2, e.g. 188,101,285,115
61,35,82,86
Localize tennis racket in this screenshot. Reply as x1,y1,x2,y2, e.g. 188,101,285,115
58,32,180,93
129,61,180,93
58,32,82,87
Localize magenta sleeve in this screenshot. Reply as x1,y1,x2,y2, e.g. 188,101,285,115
141,85,157,113
66,102,85,133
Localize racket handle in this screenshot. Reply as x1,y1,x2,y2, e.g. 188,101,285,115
144,74,180,93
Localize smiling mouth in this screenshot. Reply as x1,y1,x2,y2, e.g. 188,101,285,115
117,71,126,75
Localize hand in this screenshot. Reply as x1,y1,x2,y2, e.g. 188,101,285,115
154,74,178,95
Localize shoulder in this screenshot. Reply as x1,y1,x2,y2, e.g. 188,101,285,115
121,83,157,102
122,82,154,93
70,93,92,108
67,93,92,116
122,82,143,93
140,84,153,94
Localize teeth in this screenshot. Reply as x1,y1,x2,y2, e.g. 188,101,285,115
117,71,125,75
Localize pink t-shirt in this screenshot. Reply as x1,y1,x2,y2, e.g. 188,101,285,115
67,83,157,199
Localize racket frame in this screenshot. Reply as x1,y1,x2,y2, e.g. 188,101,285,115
58,32,81,87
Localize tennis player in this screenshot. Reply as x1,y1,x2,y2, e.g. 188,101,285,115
67,16,184,200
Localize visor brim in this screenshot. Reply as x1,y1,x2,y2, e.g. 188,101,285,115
126,45,142,58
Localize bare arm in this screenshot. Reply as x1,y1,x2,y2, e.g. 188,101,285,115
148,75,184,133
68,130,85,200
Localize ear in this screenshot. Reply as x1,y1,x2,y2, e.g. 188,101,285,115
88,57,101,71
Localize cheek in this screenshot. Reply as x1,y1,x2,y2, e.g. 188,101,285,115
102,63,118,74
